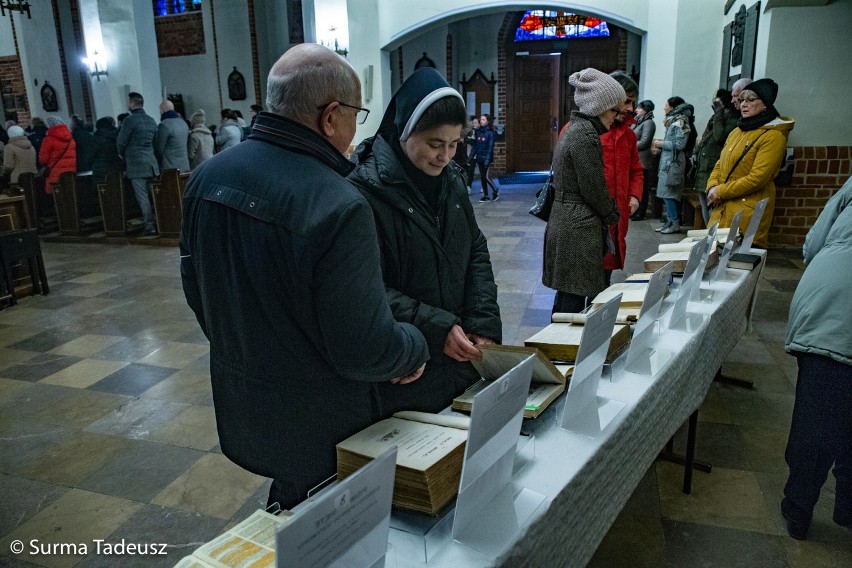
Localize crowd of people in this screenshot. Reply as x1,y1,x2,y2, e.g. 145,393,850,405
4,42,839,543
1,99,262,235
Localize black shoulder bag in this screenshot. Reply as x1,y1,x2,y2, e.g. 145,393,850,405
529,172,555,221
724,131,768,183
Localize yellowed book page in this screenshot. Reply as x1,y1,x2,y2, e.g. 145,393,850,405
552,309,638,325
591,283,648,306
453,379,489,408
525,383,564,413
554,364,574,377
473,345,564,385
525,323,584,347
392,411,470,430
192,509,292,568
624,273,655,282
338,417,468,471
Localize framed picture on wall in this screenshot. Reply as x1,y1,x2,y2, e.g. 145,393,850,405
228,67,247,101
41,83,58,112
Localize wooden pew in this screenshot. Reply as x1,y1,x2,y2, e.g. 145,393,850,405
97,172,143,236
52,172,104,235
14,173,57,233
151,169,189,238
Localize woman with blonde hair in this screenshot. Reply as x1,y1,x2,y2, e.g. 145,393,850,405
707,78,795,248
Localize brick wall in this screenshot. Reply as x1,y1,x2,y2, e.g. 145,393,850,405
0,56,29,125
155,13,206,58
493,13,515,176
769,146,852,248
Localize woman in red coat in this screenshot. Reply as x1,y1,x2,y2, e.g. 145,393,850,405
38,116,76,193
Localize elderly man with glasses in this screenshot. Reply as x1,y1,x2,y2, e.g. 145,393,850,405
180,43,429,511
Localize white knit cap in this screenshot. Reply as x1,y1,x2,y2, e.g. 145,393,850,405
569,68,626,117
7,125,24,137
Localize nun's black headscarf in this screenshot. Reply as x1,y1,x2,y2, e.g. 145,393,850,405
376,69,465,201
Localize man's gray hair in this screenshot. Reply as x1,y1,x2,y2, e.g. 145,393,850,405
266,54,358,124
732,77,752,93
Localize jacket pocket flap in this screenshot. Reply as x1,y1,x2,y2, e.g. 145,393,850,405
203,185,273,222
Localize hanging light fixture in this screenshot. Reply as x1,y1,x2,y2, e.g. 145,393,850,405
82,50,108,81
0,0,32,19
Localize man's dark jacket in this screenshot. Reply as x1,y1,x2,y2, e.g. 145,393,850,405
180,112,429,502
90,126,123,184
349,135,501,416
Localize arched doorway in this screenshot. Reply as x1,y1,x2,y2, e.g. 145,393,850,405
501,10,625,172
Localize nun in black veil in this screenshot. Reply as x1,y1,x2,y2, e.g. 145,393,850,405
349,68,502,417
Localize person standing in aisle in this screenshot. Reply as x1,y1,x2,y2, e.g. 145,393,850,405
180,43,428,511
117,92,160,236
652,96,693,234
543,68,624,314
155,99,190,172
600,71,643,285
630,100,656,221
474,113,498,202
782,175,852,540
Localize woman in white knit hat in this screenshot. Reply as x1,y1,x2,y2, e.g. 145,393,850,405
543,67,625,314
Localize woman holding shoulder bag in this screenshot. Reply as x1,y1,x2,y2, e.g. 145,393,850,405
38,116,77,194
707,78,795,248
651,97,693,234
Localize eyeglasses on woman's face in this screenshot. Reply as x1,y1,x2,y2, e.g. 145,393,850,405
738,96,761,105
317,101,370,124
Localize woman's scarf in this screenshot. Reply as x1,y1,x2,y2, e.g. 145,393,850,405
738,106,780,131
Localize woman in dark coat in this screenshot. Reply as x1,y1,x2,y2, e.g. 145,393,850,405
349,68,502,417
692,89,739,224
543,68,624,314
90,116,124,185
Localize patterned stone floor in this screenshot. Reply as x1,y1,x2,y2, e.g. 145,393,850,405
0,182,849,567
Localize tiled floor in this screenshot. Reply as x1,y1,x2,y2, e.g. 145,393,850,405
1,183,849,567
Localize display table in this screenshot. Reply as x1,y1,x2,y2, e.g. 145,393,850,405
381,256,765,568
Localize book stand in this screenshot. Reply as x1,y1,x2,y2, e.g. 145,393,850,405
561,296,626,437
277,448,396,568
625,262,674,377
668,240,710,332
691,223,719,303
710,210,744,284
388,360,541,562
451,356,545,558
738,197,768,253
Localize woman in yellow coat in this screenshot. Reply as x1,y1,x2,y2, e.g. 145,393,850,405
707,78,795,248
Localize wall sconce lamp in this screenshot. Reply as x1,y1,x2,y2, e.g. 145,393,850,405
0,0,32,19
83,51,108,81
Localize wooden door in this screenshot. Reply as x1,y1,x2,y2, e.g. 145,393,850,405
510,54,560,171
561,49,616,124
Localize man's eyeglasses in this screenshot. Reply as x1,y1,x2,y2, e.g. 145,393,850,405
317,102,370,124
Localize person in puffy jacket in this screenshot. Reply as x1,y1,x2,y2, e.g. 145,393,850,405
187,110,214,170
348,68,502,417
781,175,852,540
215,109,243,152
3,125,38,184
38,116,77,193
707,78,795,248
90,116,124,185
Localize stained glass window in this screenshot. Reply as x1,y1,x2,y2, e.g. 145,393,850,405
154,0,202,17
514,10,610,42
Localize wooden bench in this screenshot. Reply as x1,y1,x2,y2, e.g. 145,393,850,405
97,172,144,236
151,169,189,238
53,172,103,235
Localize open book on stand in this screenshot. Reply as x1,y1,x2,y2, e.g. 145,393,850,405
453,345,571,419
336,411,469,516
174,509,293,568
524,322,631,363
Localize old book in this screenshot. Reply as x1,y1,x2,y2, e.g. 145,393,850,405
687,227,730,238
174,509,293,568
643,248,719,274
453,345,571,419
728,252,762,270
590,282,648,308
552,308,639,325
336,411,469,516
624,272,655,283
524,322,631,363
